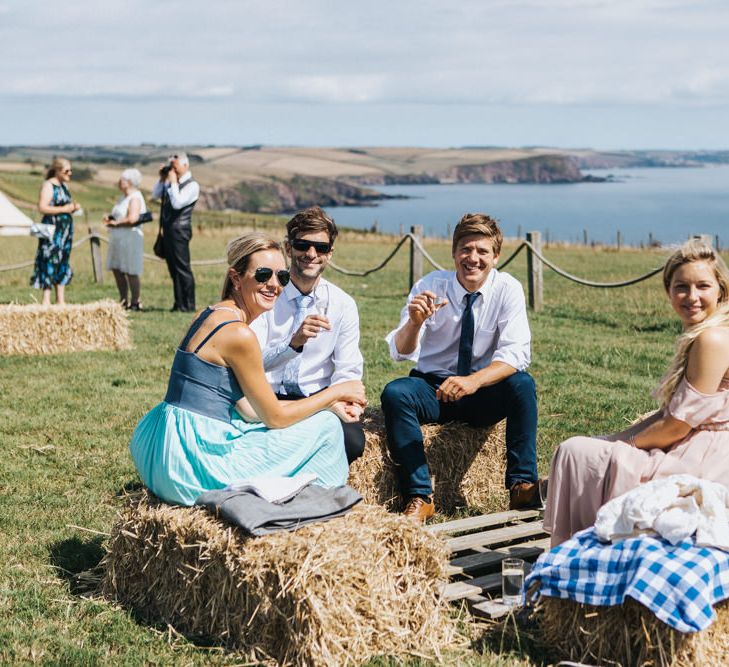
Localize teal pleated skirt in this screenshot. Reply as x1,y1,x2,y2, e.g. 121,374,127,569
130,403,348,506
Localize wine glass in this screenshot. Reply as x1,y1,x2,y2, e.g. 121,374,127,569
432,278,449,307
315,283,329,318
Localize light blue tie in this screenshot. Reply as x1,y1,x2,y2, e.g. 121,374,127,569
281,294,314,396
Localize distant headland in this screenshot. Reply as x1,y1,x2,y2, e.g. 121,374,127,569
1,145,727,215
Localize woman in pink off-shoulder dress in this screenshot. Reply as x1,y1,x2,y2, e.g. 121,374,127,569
544,240,729,547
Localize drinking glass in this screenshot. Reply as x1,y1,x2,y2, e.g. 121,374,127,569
432,278,449,307
315,284,329,318
501,557,525,608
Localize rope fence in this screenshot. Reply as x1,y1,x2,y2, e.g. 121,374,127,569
0,227,685,311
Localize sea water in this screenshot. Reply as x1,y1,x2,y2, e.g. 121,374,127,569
331,166,729,246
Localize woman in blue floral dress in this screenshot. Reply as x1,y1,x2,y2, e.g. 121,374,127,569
31,157,81,305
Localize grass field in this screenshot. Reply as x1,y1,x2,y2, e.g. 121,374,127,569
0,228,689,664
0,167,293,233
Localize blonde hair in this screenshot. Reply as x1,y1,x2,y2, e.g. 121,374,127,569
654,240,729,407
221,233,283,299
45,157,70,180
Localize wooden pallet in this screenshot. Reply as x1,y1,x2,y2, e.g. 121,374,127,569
428,508,549,618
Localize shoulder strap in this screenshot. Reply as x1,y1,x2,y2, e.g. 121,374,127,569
212,306,240,316
179,307,213,350
193,320,240,354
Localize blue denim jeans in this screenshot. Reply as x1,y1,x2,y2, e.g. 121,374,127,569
380,369,538,498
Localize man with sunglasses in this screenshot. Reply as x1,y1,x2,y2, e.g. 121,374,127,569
151,152,199,312
382,213,539,522
249,207,365,463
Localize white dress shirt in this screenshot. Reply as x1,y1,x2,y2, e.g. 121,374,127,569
385,268,531,376
151,171,200,209
249,277,363,396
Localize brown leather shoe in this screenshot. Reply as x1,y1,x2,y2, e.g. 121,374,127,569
509,481,542,510
402,495,435,523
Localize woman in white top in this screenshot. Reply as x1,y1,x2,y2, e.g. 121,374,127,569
103,168,147,310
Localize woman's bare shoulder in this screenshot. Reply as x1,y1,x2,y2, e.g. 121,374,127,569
217,319,260,351
690,326,729,382
694,326,729,351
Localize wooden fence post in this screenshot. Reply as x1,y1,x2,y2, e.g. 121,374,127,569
89,231,103,284
693,233,714,247
526,231,543,312
409,225,423,289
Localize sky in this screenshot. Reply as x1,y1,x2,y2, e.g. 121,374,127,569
1,0,728,149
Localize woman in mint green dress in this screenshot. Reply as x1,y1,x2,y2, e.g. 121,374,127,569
130,233,366,506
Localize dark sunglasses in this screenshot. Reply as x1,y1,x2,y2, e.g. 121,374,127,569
254,267,290,286
62,169,72,174
291,238,332,254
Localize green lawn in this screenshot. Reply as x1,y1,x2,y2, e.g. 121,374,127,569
0,229,686,664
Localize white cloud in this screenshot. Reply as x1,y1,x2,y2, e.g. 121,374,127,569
284,75,387,103
1,0,729,109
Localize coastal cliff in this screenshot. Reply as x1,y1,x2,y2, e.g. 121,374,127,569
348,154,586,186
198,175,401,214
441,155,584,184
197,155,590,213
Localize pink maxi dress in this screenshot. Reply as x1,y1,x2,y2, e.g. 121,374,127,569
543,376,729,546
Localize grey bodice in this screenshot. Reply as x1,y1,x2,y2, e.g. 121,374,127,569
163,308,244,422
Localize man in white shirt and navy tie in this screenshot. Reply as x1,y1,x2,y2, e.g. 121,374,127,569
250,207,365,463
382,213,539,522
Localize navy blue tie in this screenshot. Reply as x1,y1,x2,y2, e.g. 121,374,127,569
457,292,480,376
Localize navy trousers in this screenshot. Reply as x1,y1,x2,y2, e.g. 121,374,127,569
380,369,538,498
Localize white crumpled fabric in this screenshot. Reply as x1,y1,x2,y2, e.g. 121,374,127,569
594,474,729,550
223,472,318,504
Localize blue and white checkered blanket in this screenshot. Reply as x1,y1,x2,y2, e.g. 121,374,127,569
525,527,729,632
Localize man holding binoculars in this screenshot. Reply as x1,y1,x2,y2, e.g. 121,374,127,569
151,152,200,312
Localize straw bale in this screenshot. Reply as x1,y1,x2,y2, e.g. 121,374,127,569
100,491,460,666
348,408,508,513
0,300,131,355
536,596,729,666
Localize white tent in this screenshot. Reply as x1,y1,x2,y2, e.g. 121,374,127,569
0,189,34,236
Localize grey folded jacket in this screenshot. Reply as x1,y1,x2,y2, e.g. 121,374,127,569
195,484,362,536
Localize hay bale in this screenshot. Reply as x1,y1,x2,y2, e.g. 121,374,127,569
348,409,508,513
536,596,729,666
0,300,131,355
100,492,459,666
